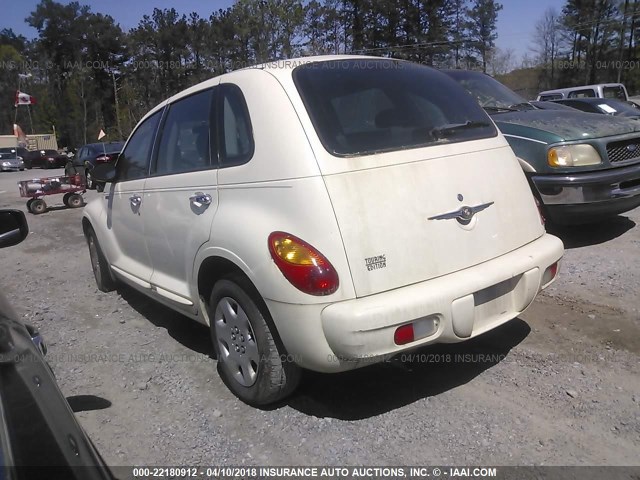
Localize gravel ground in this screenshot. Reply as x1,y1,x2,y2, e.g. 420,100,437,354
0,169,639,471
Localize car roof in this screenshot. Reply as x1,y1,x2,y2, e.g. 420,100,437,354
556,98,627,105
138,55,407,124
538,83,627,96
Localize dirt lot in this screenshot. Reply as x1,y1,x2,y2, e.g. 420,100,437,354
1,169,639,470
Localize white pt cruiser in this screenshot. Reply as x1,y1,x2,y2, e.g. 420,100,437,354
84,56,564,405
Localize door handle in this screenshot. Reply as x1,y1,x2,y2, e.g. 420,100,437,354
189,192,212,207
129,195,141,208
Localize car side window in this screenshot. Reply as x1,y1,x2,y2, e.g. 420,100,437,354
155,89,214,176
219,84,254,168
568,89,596,98
117,110,162,182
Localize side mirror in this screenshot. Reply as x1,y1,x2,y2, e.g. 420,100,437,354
91,163,117,192
0,210,29,248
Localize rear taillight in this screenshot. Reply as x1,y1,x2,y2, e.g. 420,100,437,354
268,231,339,296
96,155,110,163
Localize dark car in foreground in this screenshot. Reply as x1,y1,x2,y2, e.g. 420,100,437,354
28,149,68,169
550,97,640,119
445,70,640,224
0,148,25,171
65,142,124,189
0,209,114,479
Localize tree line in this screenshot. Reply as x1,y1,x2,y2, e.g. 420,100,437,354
531,0,640,95
1,0,504,148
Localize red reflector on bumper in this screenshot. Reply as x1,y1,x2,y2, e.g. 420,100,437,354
394,324,414,345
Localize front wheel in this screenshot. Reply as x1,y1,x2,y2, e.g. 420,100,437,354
209,276,301,406
29,199,47,214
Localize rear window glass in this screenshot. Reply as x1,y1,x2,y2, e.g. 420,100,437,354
568,89,596,98
293,59,497,156
539,94,562,101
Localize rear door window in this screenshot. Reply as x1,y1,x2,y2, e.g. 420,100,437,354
219,84,254,167
293,59,496,156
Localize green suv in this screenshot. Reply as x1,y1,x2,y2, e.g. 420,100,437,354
445,70,640,224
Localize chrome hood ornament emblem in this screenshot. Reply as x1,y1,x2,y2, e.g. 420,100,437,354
429,202,494,225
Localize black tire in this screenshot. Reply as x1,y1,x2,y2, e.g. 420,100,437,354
67,193,83,208
62,193,72,207
209,276,301,406
26,198,34,210
19,168,24,171
85,169,94,190
29,199,47,214
86,227,116,292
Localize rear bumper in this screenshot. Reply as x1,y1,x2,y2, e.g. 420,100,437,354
267,233,564,373
531,163,640,222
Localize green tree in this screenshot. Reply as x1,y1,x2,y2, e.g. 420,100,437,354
466,0,503,72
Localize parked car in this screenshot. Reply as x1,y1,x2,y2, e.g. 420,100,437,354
445,70,640,224
16,147,34,169
549,97,640,119
65,142,124,189
0,147,25,171
0,209,114,479
28,149,68,169
536,82,628,101
85,56,563,406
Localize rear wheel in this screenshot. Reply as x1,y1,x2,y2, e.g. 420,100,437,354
209,276,301,406
67,193,83,208
86,227,116,292
29,199,47,214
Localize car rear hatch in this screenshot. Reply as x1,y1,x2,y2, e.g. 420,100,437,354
323,145,543,297
292,58,544,297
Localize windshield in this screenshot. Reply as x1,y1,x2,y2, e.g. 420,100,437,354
603,86,627,100
444,70,534,113
0,148,17,156
603,99,640,116
293,59,496,156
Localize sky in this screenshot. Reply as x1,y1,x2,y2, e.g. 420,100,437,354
2,0,563,66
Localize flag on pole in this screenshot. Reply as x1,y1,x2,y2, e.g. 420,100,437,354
15,91,36,106
13,124,27,147
98,129,106,140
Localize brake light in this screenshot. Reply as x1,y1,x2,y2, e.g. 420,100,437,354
268,232,339,296
394,324,415,345
96,155,110,163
